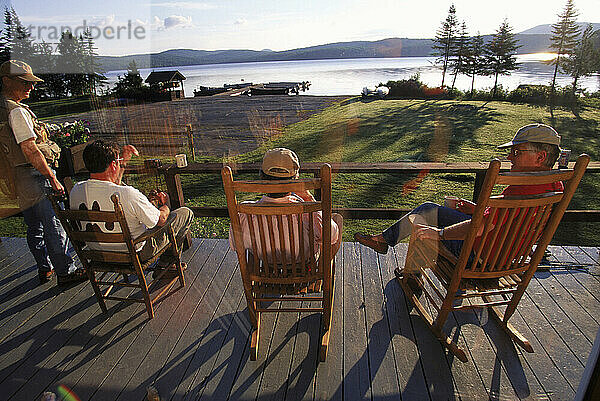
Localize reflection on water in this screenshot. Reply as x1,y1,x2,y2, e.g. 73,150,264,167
105,54,600,97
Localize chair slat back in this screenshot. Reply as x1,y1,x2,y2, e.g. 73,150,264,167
458,155,589,280
223,165,332,284
51,193,138,267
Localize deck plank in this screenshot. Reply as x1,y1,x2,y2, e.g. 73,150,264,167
341,242,372,401
359,245,402,400
313,245,344,401
380,245,430,400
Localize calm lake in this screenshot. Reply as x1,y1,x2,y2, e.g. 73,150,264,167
105,54,600,97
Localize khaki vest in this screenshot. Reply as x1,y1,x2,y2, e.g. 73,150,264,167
0,96,61,168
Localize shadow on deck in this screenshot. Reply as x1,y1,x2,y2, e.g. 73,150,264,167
0,237,599,400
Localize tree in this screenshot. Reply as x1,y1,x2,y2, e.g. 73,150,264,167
0,7,36,65
432,5,458,87
56,31,87,96
464,33,486,95
112,60,153,100
450,21,470,90
81,29,107,95
562,24,597,97
485,19,520,98
549,0,580,103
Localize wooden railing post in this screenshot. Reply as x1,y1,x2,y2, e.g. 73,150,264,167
163,165,192,249
186,124,195,161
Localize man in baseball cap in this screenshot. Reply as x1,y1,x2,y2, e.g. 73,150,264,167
498,123,561,149
229,147,343,261
355,123,564,289
261,147,300,178
0,60,86,285
0,60,44,82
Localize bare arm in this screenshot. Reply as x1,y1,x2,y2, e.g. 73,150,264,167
116,145,139,185
19,138,64,194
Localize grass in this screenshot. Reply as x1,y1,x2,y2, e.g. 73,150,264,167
176,98,600,245
2,97,599,245
28,95,98,119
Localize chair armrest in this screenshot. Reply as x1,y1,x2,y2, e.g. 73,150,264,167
133,213,176,245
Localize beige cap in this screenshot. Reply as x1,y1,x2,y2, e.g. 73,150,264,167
0,60,43,82
498,124,560,148
261,148,300,178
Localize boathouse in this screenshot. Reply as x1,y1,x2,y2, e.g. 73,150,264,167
145,70,186,100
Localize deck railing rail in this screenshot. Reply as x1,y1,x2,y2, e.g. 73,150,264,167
159,161,600,222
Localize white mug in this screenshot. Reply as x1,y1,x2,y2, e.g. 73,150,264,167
175,154,188,168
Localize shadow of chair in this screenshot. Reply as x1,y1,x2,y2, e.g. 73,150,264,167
399,154,589,362
222,164,337,361
50,193,185,319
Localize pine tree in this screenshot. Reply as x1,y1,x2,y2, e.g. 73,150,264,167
464,33,486,95
450,21,470,90
81,29,107,95
57,31,87,96
0,7,36,65
485,19,520,98
0,7,13,63
549,0,580,102
432,5,458,88
562,24,597,97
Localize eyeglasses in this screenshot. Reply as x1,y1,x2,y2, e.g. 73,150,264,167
509,148,537,157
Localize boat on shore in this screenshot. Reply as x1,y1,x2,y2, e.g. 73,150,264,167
193,86,230,96
250,87,290,96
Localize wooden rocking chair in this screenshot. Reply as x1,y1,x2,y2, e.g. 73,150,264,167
50,193,186,319
400,154,589,362
222,164,337,361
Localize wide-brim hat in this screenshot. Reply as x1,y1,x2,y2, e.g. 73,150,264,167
0,60,43,82
261,148,300,178
498,123,561,148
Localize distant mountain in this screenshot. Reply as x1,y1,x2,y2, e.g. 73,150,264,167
518,22,600,35
97,24,599,72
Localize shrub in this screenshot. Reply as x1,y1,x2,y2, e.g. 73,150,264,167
386,75,424,98
508,85,549,104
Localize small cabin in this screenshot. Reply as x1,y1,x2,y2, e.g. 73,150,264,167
145,70,186,100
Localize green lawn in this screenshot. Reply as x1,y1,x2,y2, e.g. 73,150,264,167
2,98,599,245
185,98,600,245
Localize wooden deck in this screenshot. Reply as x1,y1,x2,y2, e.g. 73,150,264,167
0,237,599,400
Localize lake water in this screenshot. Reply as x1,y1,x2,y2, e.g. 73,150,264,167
105,54,600,97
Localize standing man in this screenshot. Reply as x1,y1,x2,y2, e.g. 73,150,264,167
0,60,86,285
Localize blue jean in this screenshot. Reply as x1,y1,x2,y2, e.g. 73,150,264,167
17,168,76,276
381,202,471,257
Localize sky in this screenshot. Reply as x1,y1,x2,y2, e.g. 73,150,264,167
2,0,600,56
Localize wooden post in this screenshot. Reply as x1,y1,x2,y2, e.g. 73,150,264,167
186,124,195,161
163,166,192,249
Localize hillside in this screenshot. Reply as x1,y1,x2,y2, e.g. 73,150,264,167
97,25,598,72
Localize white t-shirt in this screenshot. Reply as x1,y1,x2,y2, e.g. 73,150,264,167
8,107,36,144
228,194,339,262
69,179,161,252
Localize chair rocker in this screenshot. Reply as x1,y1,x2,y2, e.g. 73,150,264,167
50,193,185,319
399,154,589,362
222,164,336,361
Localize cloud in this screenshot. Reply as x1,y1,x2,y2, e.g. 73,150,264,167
152,2,216,10
89,15,115,27
163,15,193,29
234,18,247,26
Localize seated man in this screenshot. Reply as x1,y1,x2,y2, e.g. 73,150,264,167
228,147,343,261
69,140,194,276
355,123,563,279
